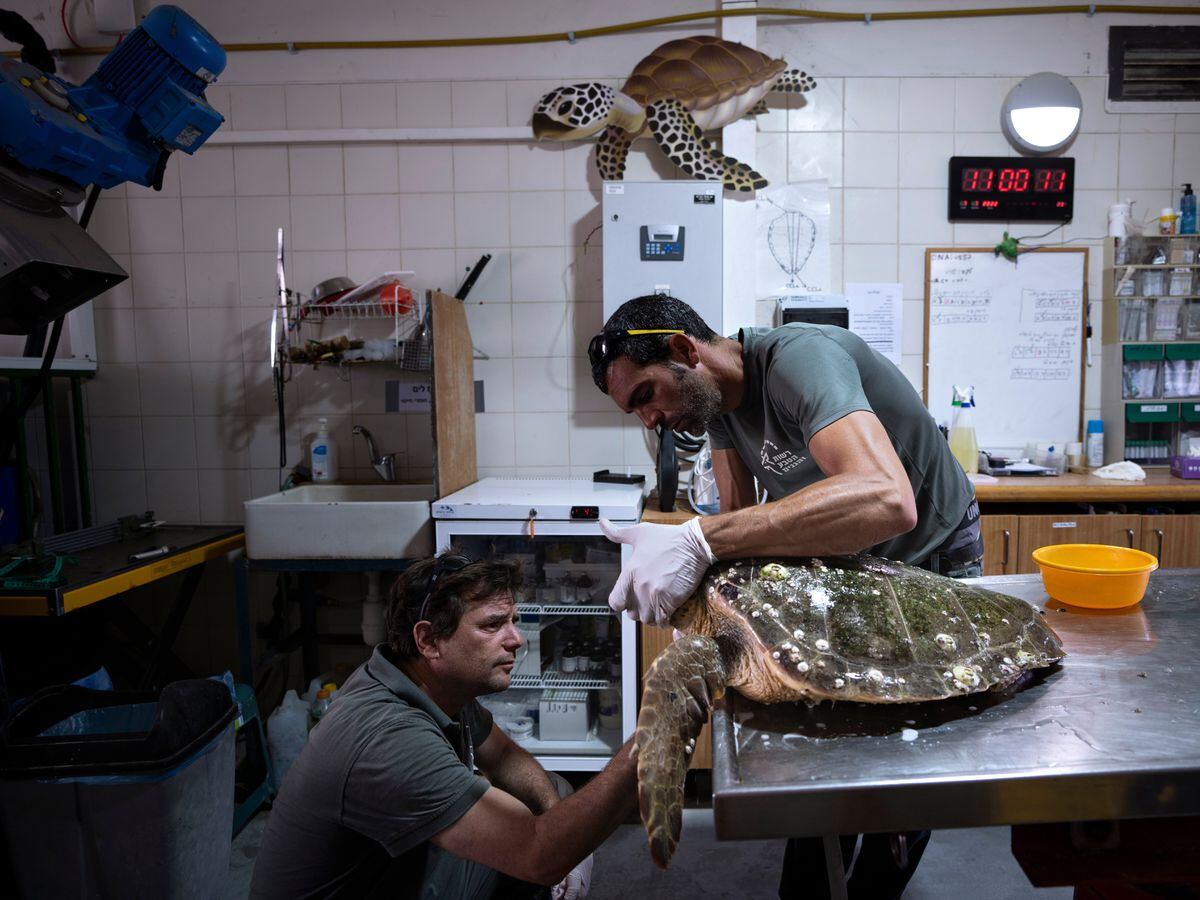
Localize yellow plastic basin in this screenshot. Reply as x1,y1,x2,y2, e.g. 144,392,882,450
1031,544,1158,610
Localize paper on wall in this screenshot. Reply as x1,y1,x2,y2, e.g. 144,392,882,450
755,181,831,298
845,282,903,366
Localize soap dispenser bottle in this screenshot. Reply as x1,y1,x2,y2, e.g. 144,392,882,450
311,418,338,483
1181,183,1197,235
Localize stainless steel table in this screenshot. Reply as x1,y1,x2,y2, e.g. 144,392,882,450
712,570,1200,896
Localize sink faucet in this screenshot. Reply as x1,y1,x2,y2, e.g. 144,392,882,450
352,425,397,482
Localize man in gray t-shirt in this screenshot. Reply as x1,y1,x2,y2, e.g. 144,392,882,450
587,293,978,626
251,552,699,899
589,295,979,899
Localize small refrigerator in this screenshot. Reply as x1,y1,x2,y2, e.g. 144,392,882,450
433,478,644,771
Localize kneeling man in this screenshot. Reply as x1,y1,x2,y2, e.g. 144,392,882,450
252,552,680,899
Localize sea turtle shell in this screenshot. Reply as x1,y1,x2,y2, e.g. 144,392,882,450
677,554,1065,704
621,35,787,112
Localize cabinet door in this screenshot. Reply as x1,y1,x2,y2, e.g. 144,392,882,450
980,515,1019,575
641,625,712,770
1140,515,1200,569
1015,514,1141,573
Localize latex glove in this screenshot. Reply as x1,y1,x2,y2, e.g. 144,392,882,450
551,854,593,900
599,518,716,628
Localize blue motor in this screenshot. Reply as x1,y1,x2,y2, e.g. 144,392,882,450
0,5,225,191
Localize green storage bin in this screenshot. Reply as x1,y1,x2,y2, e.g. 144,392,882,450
1182,402,1200,423
1164,343,1200,361
1123,344,1164,361
1126,402,1180,423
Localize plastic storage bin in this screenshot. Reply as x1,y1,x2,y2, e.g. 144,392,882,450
0,679,236,899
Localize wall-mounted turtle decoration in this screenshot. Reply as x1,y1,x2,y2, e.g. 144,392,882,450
636,554,1066,868
532,36,815,192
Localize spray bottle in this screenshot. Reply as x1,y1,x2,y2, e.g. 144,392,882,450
948,385,979,475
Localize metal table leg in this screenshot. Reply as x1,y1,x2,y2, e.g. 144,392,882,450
300,573,319,683
138,562,204,690
234,553,254,685
823,833,848,900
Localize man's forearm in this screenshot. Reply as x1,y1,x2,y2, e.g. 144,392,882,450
486,741,561,814
528,739,638,881
702,472,914,559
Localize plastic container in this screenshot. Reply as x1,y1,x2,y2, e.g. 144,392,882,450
311,417,337,483
948,385,979,475
1180,184,1196,235
1086,419,1105,467
1031,544,1158,609
310,687,333,726
267,689,310,785
0,680,236,899
1159,208,1178,236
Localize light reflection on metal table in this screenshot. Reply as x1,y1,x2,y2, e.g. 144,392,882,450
712,570,1200,894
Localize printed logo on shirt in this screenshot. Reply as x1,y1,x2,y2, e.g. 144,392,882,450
760,439,806,476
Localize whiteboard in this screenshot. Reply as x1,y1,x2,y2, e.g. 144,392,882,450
924,248,1087,453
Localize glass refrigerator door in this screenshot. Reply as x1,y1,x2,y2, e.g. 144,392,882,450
434,520,634,772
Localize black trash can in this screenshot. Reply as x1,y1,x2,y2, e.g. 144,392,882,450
0,679,237,899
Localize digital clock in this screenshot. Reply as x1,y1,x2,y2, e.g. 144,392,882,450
947,156,1074,222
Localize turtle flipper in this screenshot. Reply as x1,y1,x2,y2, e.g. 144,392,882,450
595,126,633,181
772,68,817,94
746,99,770,117
636,633,726,869
646,98,767,192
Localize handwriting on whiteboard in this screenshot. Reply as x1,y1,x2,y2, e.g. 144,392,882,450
1011,367,1072,381
1021,288,1081,324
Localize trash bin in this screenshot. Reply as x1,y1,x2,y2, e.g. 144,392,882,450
0,678,237,899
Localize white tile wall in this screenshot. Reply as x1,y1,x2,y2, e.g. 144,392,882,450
234,146,291,196
131,254,187,308
80,66,1199,531
341,83,398,129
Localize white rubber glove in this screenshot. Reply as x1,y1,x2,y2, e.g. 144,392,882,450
551,853,592,900
599,518,716,628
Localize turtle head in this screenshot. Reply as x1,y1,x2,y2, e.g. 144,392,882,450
532,83,615,140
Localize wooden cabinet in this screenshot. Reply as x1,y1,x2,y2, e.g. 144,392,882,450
640,625,712,770
980,515,1019,575
1015,514,1141,573
1139,514,1200,569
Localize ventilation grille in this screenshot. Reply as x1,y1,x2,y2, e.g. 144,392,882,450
1109,26,1200,102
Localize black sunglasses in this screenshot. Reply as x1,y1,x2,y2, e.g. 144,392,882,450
587,328,684,369
412,553,472,623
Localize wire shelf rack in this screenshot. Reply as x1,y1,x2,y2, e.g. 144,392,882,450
272,270,431,372
509,672,616,691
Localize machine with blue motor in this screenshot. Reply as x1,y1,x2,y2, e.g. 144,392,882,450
0,4,226,335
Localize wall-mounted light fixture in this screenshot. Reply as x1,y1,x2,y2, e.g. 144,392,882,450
1001,72,1083,155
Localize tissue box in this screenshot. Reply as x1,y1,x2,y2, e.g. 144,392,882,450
1170,456,1200,479
539,689,591,741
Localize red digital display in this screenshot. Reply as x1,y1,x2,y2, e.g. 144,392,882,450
949,156,1074,222
961,167,1066,193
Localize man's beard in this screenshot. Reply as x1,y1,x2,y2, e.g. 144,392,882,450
666,362,723,434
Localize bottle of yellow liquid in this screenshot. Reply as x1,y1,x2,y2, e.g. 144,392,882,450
948,385,979,475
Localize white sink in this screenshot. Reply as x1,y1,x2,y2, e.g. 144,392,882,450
244,483,436,560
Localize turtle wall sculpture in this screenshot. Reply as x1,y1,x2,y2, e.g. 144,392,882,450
532,36,815,191
636,554,1066,867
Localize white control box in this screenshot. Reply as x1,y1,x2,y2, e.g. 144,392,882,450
602,181,723,332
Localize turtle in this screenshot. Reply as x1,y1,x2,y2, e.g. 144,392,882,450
635,554,1065,868
531,36,816,192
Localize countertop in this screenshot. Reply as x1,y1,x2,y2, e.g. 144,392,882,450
712,569,1200,839
641,470,1200,522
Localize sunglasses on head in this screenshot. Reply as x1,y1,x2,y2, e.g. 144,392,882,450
412,553,472,624
587,328,685,369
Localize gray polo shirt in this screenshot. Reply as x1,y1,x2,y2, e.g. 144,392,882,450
705,324,974,565
250,646,493,899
